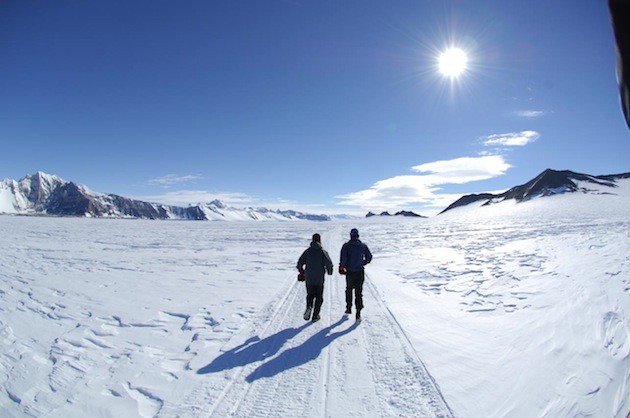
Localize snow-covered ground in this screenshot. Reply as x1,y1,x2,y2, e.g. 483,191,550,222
0,187,628,417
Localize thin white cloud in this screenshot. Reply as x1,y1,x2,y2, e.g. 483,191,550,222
337,155,511,210
147,174,204,188
413,155,511,182
252,198,343,215
482,131,540,147
513,110,545,118
134,190,344,215
138,190,254,206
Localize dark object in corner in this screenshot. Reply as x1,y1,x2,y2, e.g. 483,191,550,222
609,0,630,129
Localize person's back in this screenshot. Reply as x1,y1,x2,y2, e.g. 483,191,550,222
341,238,372,272
339,228,372,321
297,233,333,322
300,241,332,286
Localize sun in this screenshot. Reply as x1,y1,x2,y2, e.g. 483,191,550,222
438,47,468,78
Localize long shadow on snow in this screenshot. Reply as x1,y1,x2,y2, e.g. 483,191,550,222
245,316,358,382
197,322,311,375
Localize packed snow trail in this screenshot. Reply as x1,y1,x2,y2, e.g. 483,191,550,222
183,229,453,417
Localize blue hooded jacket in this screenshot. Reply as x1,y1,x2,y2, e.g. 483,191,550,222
340,238,372,272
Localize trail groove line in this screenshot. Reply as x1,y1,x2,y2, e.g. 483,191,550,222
212,227,344,417
320,273,333,418
363,274,455,417
220,285,304,417
205,277,301,417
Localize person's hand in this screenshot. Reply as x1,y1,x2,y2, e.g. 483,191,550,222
297,272,305,281
327,267,333,275
338,265,347,275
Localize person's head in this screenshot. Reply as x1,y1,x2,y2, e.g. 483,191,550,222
312,233,321,243
350,228,359,239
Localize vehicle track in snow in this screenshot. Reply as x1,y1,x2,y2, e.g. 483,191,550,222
206,279,316,417
192,227,453,417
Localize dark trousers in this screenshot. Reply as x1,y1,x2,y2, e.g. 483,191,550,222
345,270,364,311
306,284,324,317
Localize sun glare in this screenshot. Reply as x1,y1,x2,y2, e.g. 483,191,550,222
438,48,468,78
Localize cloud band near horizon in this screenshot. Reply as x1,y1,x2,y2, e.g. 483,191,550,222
336,155,511,210
147,174,204,187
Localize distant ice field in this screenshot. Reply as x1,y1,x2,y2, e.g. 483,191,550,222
0,196,628,417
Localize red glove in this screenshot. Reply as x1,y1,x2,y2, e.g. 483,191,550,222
338,265,347,275
297,272,305,281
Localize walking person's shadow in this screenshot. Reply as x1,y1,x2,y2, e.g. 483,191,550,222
197,322,311,375
246,316,358,382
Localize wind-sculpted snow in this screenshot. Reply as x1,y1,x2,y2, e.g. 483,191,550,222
0,195,628,417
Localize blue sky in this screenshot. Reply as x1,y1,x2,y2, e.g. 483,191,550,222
1,1,628,215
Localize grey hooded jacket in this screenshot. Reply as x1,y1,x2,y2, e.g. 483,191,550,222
297,241,333,286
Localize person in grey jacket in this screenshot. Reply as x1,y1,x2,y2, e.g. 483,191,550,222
297,233,333,322
339,228,372,321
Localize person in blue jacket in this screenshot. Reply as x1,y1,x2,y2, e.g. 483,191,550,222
297,233,333,322
339,228,372,321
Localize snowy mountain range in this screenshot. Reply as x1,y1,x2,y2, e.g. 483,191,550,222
0,172,330,221
1,169,629,220
440,168,630,214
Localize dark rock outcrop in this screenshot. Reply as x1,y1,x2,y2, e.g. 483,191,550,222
366,210,426,218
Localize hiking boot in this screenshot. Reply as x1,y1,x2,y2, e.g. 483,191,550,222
312,315,320,322
355,311,361,321
303,307,312,321
344,307,351,315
